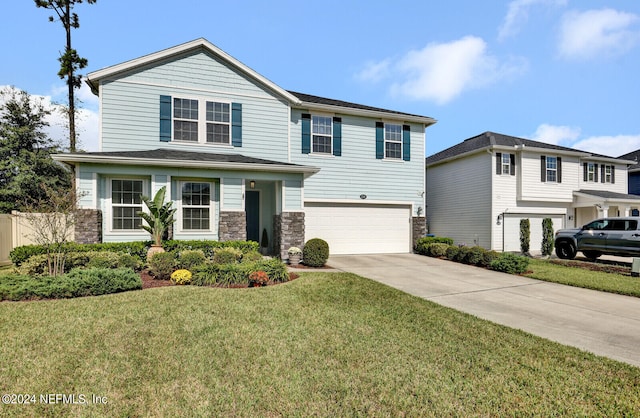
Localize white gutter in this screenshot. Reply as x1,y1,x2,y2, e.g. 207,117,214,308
296,101,437,126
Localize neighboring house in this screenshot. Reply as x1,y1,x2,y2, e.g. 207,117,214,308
619,149,640,195
426,132,640,252
53,38,436,258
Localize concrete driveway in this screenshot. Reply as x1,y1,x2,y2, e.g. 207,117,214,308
327,253,640,368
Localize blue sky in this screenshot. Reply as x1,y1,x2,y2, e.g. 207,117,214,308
2,0,640,157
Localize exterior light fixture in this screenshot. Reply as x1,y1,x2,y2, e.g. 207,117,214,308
249,180,256,189
496,214,502,225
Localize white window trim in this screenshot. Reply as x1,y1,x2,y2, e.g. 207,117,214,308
107,177,149,234
501,153,511,175
546,156,558,183
311,114,333,155
384,122,403,160
172,96,232,146
604,165,613,183
176,180,215,234
587,163,596,182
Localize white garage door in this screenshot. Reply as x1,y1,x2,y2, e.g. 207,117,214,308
503,215,564,252
304,203,411,254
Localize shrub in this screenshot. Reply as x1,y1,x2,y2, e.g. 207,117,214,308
0,268,141,301
303,238,329,267
85,251,122,269
249,270,269,286
542,218,554,256
170,269,192,285
414,236,454,254
192,258,288,287
213,247,243,264
520,219,530,254
428,243,450,257
445,246,460,261
463,246,487,266
256,258,289,283
149,252,176,280
162,240,259,258
453,246,470,263
177,250,206,270
241,250,263,263
10,242,148,267
489,253,530,275
480,250,500,268
117,254,143,271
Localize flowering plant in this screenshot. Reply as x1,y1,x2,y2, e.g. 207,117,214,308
249,270,269,286
287,247,302,255
170,269,192,285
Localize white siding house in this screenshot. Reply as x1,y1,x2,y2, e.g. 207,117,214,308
426,132,640,253
54,38,436,257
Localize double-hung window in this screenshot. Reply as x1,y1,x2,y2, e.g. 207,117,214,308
173,97,231,144
111,179,144,230
501,153,511,174
206,102,230,144
173,98,199,141
587,163,596,182
312,116,332,154
604,165,613,183
385,123,402,159
181,182,211,231
546,156,558,182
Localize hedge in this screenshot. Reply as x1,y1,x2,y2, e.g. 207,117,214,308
192,258,288,287
0,268,142,301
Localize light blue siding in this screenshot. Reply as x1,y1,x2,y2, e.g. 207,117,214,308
284,180,302,210
221,178,243,210
100,51,291,163
290,110,426,215
77,168,95,208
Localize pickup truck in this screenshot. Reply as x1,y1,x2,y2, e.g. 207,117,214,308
554,217,640,260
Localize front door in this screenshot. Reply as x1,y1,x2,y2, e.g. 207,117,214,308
246,191,260,243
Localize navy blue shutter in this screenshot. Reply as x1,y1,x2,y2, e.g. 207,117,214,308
594,164,598,182
402,125,410,161
375,122,384,159
332,117,342,156
510,154,515,175
159,95,172,142
583,162,588,181
612,166,615,183
601,164,605,183
496,153,502,175
541,156,546,182
231,103,242,147
301,114,311,154
557,157,562,183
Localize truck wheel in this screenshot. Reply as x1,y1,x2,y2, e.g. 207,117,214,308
582,251,601,260
555,241,576,259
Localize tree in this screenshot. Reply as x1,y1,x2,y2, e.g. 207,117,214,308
541,218,554,256
138,186,176,247
520,218,530,255
0,87,71,213
35,0,97,152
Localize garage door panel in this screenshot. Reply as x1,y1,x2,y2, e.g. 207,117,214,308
503,215,564,252
305,203,411,254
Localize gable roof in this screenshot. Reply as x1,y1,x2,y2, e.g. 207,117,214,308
86,38,435,125
52,148,320,175
618,149,640,172
289,91,436,125
426,131,633,166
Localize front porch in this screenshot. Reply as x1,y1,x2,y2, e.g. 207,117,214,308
572,190,640,227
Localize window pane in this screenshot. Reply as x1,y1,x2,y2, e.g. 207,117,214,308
206,102,229,123
312,135,331,153
174,98,198,119
385,124,402,142
174,121,198,141
312,116,332,135
385,142,402,159
206,123,230,143
183,208,210,230
113,206,142,230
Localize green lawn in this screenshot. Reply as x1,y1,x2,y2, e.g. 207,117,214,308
0,273,638,416
525,258,640,297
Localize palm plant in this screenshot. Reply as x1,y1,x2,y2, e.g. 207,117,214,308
138,186,176,246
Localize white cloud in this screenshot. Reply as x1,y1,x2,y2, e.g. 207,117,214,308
571,135,640,157
558,8,640,60
531,123,581,145
0,83,99,152
357,36,527,105
499,0,567,41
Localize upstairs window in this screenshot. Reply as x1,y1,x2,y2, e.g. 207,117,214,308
496,152,515,175
603,165,614,183
385,123,402,159
587,163,596,182
312,116,332,154
173,98,198,141
206,102,230,144
541,155,561,183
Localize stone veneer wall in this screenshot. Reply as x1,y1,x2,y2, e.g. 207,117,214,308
274,212,305,260
75,209,102,244
412,216,427,252
219,211,247,241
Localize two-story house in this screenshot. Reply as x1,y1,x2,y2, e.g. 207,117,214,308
53,39,436,258
426,132,640,252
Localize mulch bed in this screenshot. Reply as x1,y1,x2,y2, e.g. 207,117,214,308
140,270,300,290
549,258,632,275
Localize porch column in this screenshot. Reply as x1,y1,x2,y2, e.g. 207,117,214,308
597,205,609,217
622,206,631,217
